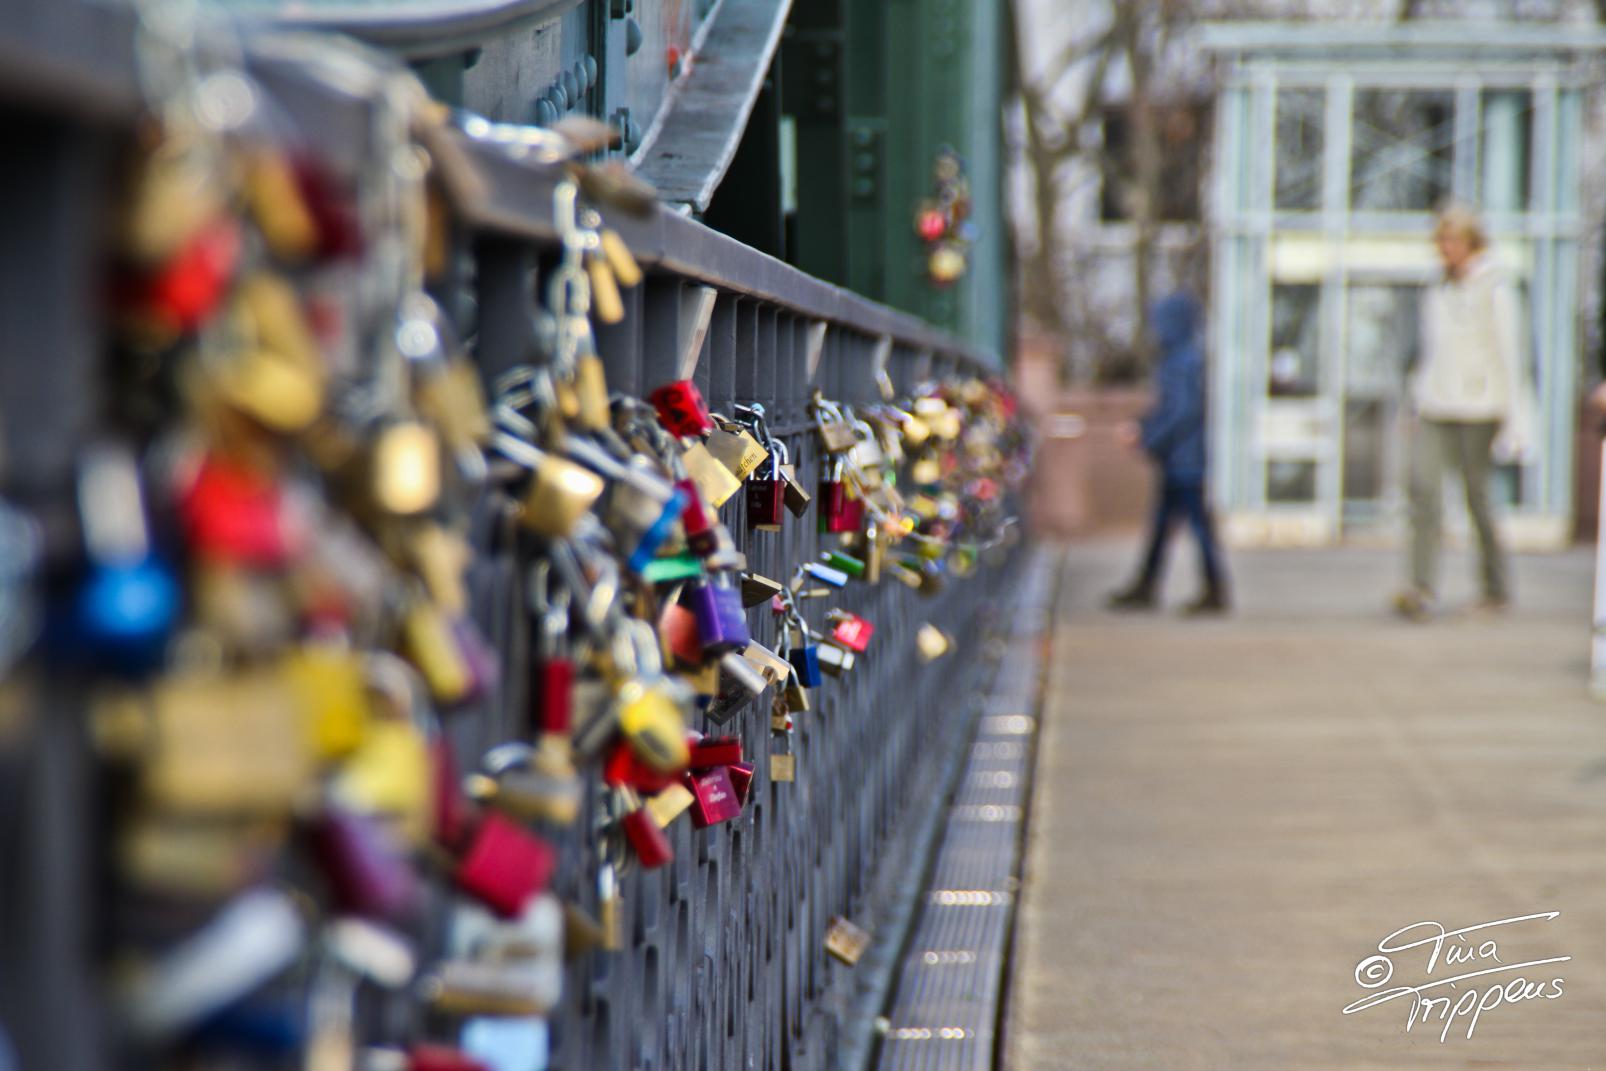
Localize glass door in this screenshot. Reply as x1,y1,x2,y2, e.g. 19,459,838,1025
1340,283,1421,526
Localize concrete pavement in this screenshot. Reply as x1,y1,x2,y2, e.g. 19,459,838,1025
1004,540,1606,1069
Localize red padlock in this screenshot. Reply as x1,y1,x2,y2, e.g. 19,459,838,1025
728,761,755,806
604,740,682,796
684,765,742,828
676,479,719,557
650,380,714,438
532,654,574,736
688,735,742,769
409,1045,492,1071
659,603,704,667
829,612,874,653
453,811,556,919
621,807,674,869
819,459,865,535
178,453,300,567
135,216,242,334
432,735,469,851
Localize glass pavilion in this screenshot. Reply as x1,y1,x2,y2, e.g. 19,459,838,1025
1199,22,1605,547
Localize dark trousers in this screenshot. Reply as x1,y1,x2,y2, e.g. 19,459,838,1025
1139,479,1225,592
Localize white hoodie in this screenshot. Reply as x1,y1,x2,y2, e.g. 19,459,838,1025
1412,252,1535,461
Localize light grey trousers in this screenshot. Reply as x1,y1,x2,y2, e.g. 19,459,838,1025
1407,418,1508,600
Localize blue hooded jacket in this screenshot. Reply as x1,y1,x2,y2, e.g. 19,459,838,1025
1141,293,1208,484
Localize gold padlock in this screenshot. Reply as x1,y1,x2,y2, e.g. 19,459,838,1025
617,680,689,772
400,601,472,706
333,717,431,847
372,421,443,516
142,668,317,816
572,353,611,432
646,782,696,829
282,646,371,762
769,753,796,783
415,359,491,453
520,452,606,537
242,147,318,263
705,423,769,482
681,441,742,507
120,130,225,262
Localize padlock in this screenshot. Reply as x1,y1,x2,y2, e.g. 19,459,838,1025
646,781,696,828
676,478,719,557
478,742,582,826
689,735,742,769
499,438,604,538
728,761,755,806
132,216,241,336
825,916,872,966
828,611,875,653
432,734,470,851
819,458,865,534
659,602,704,667
739,571,784,608
811,395,861,453
453,812,558,919
641,552,706,585
121,887,306,1041
681,440,742,508
589,452,684,573
916,623,953,661
746,466,786,531
769,753,796,783
243,145,320,262
282,645,370,762
118,130,227,263
135,667,317,816
705,419,769,481
178,453,301,568
816,642,855,677
116,813,281,898
401,602,474,707
684,765,742,828
788,641,823,689
703,648,770,725
62,443,180,671
650,380,714,438
529,565,576,737
306,806,421,923
689,581,749,654
616,680,690,772
780,463,813,518
620,793,673,870
586,253,625,325
603,739,681,795
784,678,812,712
572,352,611,431
741,641,792,688
407,1045,493,1071
802,561,849,589
372,421,443,516
821,551,866,579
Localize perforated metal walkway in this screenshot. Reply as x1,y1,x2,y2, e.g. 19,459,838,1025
871,551,1055,1070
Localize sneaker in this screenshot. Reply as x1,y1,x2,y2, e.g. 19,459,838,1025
1106,584,1156,611
1391,588,1434,622
1181,589,1229,616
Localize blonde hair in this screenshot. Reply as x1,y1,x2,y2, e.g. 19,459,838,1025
1433,202,1489,252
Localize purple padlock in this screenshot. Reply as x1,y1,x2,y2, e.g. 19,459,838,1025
690,583,750,655
307,807,421,922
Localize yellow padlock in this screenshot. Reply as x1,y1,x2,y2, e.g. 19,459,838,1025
616,680,689,773
281,646,370,762
332,717,432,847
681,441,742,508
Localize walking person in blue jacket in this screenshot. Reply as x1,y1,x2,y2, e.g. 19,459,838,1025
1108,292,1230,614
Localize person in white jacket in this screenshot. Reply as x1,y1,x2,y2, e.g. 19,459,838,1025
1394,204,1534,620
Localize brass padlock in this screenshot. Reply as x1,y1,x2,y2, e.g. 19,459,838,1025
519,450,606,538
705,421,769,482
769,753,796,783
372,421,443,516
140,668,318,816
681,441,743,507
825,916,871,966
573,353,611,432
282,645,371,762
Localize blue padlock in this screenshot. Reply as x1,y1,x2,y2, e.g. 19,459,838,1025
57,444,179,673
788,643,823,689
